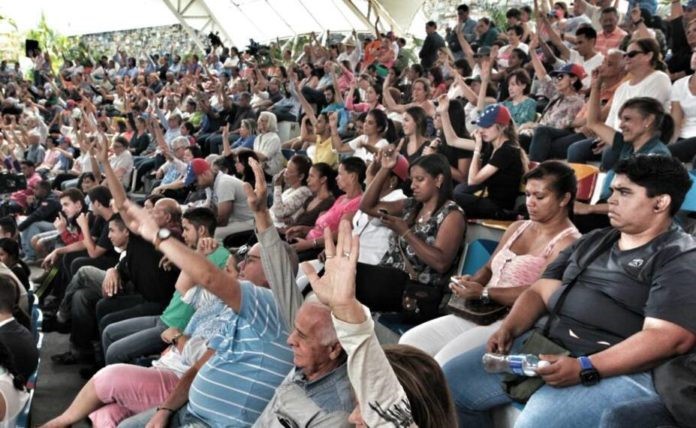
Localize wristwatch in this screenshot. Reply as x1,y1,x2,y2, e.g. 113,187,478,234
154,228,172,250
578,356,601,386
480,287,490,303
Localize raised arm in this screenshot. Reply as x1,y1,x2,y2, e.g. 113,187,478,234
586,72,616,144
123,199,244,311
436,95,476,151
381,74,407,113
528,34,549,82
541,15,571,61
291,71,318,126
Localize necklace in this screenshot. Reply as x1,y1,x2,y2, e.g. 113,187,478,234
418,209,432,223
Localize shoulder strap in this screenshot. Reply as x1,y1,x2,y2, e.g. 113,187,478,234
542,226,579,257
503,221,531,251
542,229,620,336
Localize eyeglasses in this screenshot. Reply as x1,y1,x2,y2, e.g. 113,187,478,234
624,50,644,58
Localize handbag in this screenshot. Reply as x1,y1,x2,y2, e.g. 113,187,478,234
447,294,507,325
500,230,620,402
653,352,696,427
398,241,442,323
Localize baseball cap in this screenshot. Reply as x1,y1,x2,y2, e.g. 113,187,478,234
392,155,410,181
184,158,211,186
549,63,587,80
476,104,512,128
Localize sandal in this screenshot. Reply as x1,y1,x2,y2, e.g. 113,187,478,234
51,351,79,365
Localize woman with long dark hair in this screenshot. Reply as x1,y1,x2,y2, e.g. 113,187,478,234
359,150,466,314
0,339,28,425
288,157,366,260
400,161,580,364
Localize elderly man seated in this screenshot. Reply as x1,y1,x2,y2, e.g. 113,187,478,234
118,159,353,427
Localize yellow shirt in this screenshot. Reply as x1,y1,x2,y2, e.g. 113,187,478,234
312,136,338,169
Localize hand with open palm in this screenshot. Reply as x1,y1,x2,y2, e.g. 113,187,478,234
301,220,366,324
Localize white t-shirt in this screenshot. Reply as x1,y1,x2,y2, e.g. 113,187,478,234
109,150,134,186
352,189,407,265
568,50,604,88
208,172,254,225
0,368,29,428
605,71,672,131
347,135,390,162
671,76,696,139
497,43,530,69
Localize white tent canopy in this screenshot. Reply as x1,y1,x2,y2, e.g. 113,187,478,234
1,0,427,50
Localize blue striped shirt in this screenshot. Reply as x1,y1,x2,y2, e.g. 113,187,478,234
187,281,294,427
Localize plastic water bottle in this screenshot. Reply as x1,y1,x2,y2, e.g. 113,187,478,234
482,353,551,377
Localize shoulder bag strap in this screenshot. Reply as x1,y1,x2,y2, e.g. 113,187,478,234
542,229,620,336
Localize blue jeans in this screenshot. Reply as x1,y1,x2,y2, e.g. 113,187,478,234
442,332,659,428
102,315,168,365
20,220,55,261
599,397,678,428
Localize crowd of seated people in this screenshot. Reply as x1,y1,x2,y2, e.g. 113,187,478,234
0,0,695,425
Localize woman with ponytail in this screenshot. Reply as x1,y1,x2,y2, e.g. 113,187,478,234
0,339,29,426
573,70,673,232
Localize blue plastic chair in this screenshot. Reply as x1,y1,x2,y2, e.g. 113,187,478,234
15,389,34,428
680,172,696,213
461,239,499,276
31,304,43,344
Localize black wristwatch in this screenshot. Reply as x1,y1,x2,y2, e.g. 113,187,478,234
578,356,601,386
154,228,172,250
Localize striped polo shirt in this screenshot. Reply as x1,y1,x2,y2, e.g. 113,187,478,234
187,281,294,427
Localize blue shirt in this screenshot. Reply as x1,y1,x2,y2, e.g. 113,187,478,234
231,135,256,150
600,133,671,200
187,282,294,427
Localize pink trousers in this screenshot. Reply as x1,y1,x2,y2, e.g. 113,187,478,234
89,364,180,428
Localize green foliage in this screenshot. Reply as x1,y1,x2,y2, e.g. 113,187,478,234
476,0,510,30
25,14,91,72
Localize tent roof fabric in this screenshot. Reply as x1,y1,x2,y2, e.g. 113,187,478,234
2,0,426,48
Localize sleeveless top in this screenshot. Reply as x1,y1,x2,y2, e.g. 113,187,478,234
488,220,580,289
380,199,465,286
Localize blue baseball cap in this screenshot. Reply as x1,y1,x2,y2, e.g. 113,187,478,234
476,104,512,128
184,158,210,187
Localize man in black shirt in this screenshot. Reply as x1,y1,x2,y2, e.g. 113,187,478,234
443,155,696,427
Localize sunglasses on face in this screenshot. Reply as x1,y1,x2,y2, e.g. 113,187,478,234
624,50,644,58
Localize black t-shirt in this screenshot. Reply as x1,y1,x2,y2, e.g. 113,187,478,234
481,141,524,210
116,234,180,304
668,18,692,75
439,138,472,172
541,225,696,356
92,215,117,260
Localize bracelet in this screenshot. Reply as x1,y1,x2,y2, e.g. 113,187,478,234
473,150,481,156
156,406,176,413
312,239,317,248
400,229,411,239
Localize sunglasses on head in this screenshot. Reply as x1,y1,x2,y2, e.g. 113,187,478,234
624,50,644,58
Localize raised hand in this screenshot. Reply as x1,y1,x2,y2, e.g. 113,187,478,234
123,200,159,242
436,94,450,114
242,158,268,213
301,220,363,322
